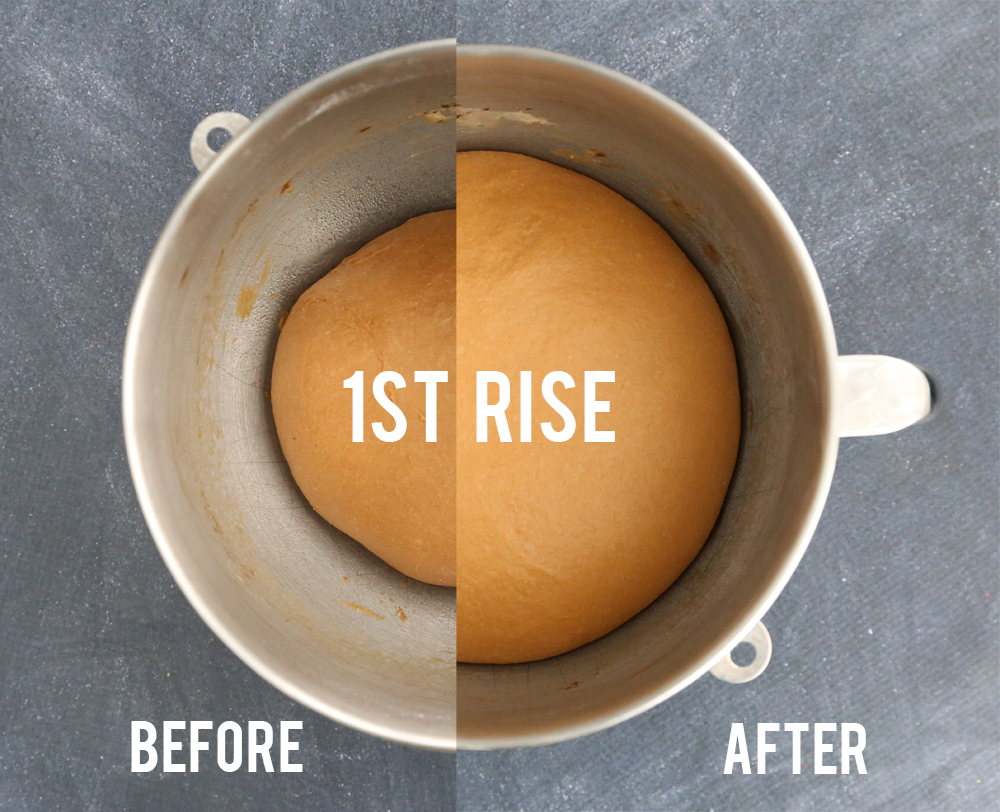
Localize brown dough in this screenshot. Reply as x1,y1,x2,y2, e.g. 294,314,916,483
271,210,456,587
456,151,740,663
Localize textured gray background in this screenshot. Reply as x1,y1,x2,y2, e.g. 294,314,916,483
455,1,999,811
0,1,997,811
0,1,456,810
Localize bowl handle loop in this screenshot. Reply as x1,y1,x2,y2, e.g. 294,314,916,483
189,112,252,173
837,355,935,437
710,621,772,684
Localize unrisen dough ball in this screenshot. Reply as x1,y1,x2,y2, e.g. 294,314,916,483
271,210,456,587
456,151,740,664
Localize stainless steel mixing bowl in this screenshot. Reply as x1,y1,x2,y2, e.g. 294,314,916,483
454,45,930,749
123,40,458,750
123,40,930,751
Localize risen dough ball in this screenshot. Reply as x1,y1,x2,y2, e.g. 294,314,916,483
456,152,740,663
271,210,456,587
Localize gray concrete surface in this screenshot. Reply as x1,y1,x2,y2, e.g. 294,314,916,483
0,1,996,810
0,2,455,810
455,1,999,810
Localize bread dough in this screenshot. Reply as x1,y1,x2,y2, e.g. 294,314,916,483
271,210,456,587
271,154,739,655
456,151,740,663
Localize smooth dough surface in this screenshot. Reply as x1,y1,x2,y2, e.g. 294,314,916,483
271,210,456,587
456,151,740,663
